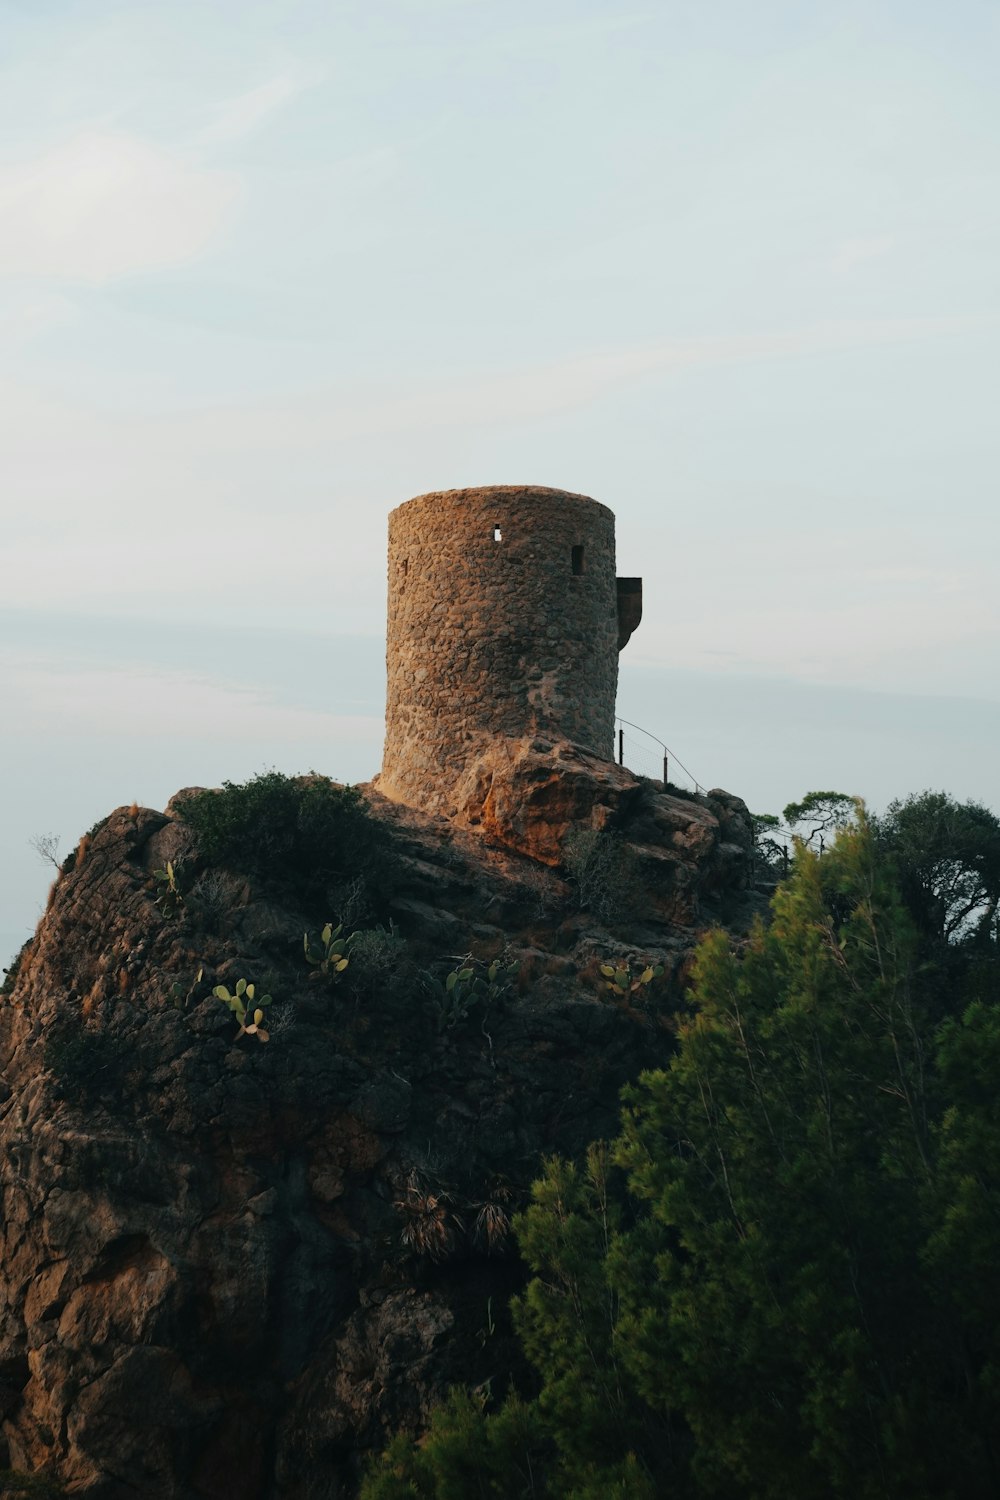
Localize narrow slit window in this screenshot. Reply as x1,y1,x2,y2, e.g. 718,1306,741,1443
493,524,503,542
571,544,585,575
399,557,409,576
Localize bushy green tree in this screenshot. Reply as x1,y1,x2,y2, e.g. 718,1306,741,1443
874,789,1000,945
926,999,1000,1470
511,1147,660,1497
782,789,855,847
360,1389,546,1499
363,809,1000,1498
612,819,942,1497
750,811,786,881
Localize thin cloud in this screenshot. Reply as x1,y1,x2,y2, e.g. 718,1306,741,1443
200,72,318,145
98,313,969,457
0,130,240,283
0,310,975,487
305,316,977,436
2,652,381,745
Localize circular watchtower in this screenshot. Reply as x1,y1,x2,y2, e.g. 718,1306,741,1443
379,484,640,812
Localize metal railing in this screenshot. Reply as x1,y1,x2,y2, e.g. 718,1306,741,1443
614,716,705,794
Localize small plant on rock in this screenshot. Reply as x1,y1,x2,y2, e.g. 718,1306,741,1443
169,967,204,1010
304,922,354,980
601,959,664,999
438,962,476,1028
563,827,640,925
472,1182,514,1253
394,1172,464,1262
28,833,62,872
152,860,184,918
213,978,273,1042
434,954,519,1031
1,938,32,997
348,922,407,998
185,869,246,933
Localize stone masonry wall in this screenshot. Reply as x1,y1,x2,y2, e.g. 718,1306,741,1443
379,485,620,812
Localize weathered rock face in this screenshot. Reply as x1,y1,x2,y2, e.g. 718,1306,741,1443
454,737,638,866
452,736,752,925
0,773,756,1498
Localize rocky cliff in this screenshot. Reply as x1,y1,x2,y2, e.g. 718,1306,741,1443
0,753,756,1498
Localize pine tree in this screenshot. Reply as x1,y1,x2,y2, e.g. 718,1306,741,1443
363,810,1000,1498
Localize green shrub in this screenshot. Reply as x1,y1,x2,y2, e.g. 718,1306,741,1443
178,771,395,907
360,1389,549,1500
348,924,410,1001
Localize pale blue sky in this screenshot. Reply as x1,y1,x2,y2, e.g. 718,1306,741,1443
3,0,998,967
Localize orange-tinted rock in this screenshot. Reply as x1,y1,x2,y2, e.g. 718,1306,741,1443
454,736,641,865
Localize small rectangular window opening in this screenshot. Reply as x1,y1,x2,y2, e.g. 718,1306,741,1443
493,524,503,542
571,544,585,575
399,557,408,576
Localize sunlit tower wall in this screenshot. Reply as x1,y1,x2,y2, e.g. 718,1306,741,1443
378,484,642,813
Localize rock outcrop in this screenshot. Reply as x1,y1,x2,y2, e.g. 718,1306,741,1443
0,767,755,1497
453,737,751,921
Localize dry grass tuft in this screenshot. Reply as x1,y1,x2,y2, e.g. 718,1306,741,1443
81,977,104,1018
472,1187,513,1253
394,1173,463,1262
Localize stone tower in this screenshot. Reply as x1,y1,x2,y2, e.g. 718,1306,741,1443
378,484,642,814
